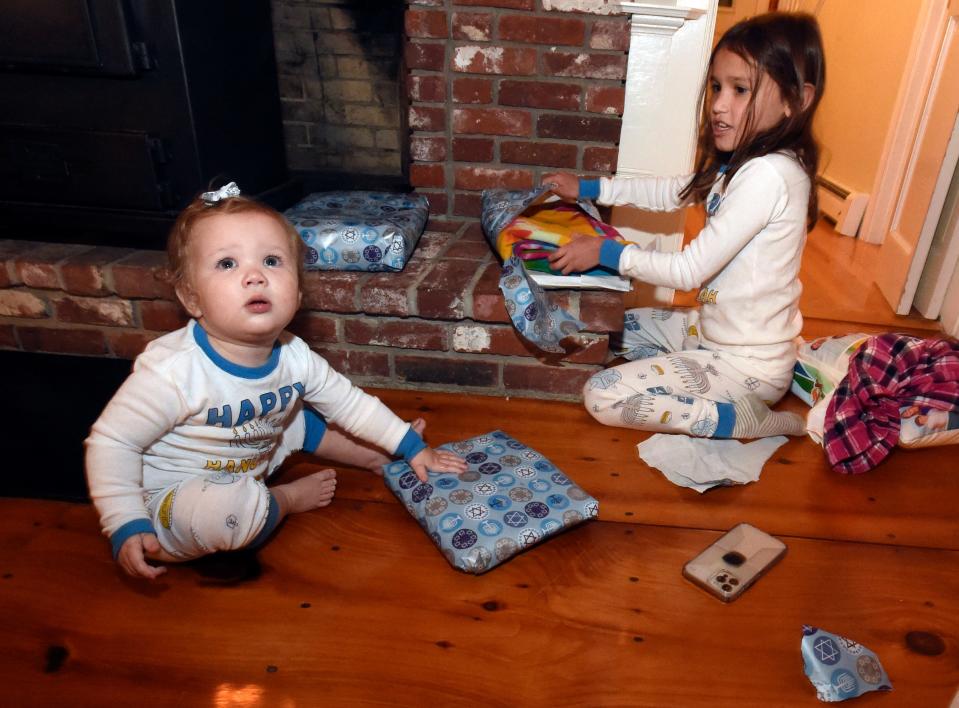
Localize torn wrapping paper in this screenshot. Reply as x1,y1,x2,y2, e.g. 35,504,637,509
481,184,628,353
637,434,788,493
481,185,630,292
498,256,585,354
801,626,893,702
285,191,428,271
382,430,599,574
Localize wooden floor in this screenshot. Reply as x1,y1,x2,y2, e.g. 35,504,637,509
2,221,957,707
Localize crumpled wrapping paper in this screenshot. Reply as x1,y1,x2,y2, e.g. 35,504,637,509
801,626,892,702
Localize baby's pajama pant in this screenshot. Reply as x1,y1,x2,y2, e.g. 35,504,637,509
143,406,327,560
146,472,274,559
584,307,789,437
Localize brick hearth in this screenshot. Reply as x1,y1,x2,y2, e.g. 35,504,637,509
0,222,623,400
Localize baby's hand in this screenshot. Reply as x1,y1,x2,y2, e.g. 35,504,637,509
117,532,168,580
548,232,604,274
409,447,469,483
541,172,580,201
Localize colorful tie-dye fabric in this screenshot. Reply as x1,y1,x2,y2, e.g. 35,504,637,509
482,184,625,267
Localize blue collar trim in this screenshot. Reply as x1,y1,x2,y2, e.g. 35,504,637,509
191,321,281,379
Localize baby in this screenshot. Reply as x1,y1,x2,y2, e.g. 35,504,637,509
85,183,467,580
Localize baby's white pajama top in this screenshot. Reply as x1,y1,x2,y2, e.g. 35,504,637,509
86,321,423,557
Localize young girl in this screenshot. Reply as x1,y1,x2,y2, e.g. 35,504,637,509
543,12,825,439
86,184,467,580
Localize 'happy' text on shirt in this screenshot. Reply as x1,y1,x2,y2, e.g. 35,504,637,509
206,382,306,428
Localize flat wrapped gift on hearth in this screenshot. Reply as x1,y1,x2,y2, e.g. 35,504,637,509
285,191,428,272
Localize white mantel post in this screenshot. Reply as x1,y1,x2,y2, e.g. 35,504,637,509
612,0,717,306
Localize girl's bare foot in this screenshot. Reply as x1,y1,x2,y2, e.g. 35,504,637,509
272,469,337,516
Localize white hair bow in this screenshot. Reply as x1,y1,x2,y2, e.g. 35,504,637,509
200,182,241,206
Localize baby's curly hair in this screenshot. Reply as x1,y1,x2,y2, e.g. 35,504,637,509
165,191,305,294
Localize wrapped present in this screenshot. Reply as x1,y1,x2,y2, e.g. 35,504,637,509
481,184,626,352
383,430,599,574
285,191,428,272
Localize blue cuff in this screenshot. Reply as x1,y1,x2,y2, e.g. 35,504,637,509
249,492,282,548
302,407,328,453
394,426,427,461
579,179,600,200
599,239,626,270
110,518,156,560
714,402,736,438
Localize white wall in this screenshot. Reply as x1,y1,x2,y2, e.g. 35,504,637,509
786,0,921,195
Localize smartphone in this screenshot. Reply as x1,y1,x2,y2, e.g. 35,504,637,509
683,523,787,602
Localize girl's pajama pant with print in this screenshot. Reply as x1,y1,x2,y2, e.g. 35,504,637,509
583,307,790,437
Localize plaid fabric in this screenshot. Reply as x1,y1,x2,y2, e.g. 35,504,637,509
823,334,959,474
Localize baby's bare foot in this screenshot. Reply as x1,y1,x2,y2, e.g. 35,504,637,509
273,469,337,515
411,418,426,436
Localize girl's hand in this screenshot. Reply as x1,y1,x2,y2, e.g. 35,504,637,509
117,532,168,580
409,447,469,483
547,233,603,275
541,172,580,201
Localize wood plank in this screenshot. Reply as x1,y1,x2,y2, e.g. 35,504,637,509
1,498,956,707
291,389,959,551
801,219,939,330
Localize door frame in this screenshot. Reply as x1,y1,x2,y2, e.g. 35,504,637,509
870,1,959,314
860,0,958,245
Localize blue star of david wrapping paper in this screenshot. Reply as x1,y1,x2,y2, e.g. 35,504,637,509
285,191,428,272
801,626,892,702
382,430,599,574
499,256,585,354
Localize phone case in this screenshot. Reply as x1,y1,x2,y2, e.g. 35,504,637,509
682,522,787,602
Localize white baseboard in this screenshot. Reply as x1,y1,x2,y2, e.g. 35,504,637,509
817,180,869,237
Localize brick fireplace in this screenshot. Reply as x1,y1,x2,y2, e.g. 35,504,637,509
403,0,629,220
1,0,634,402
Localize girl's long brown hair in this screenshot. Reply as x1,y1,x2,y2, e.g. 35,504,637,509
679,12,826,230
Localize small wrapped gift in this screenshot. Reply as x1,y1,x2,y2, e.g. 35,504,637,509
285,191,428,272
383,430,599,574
